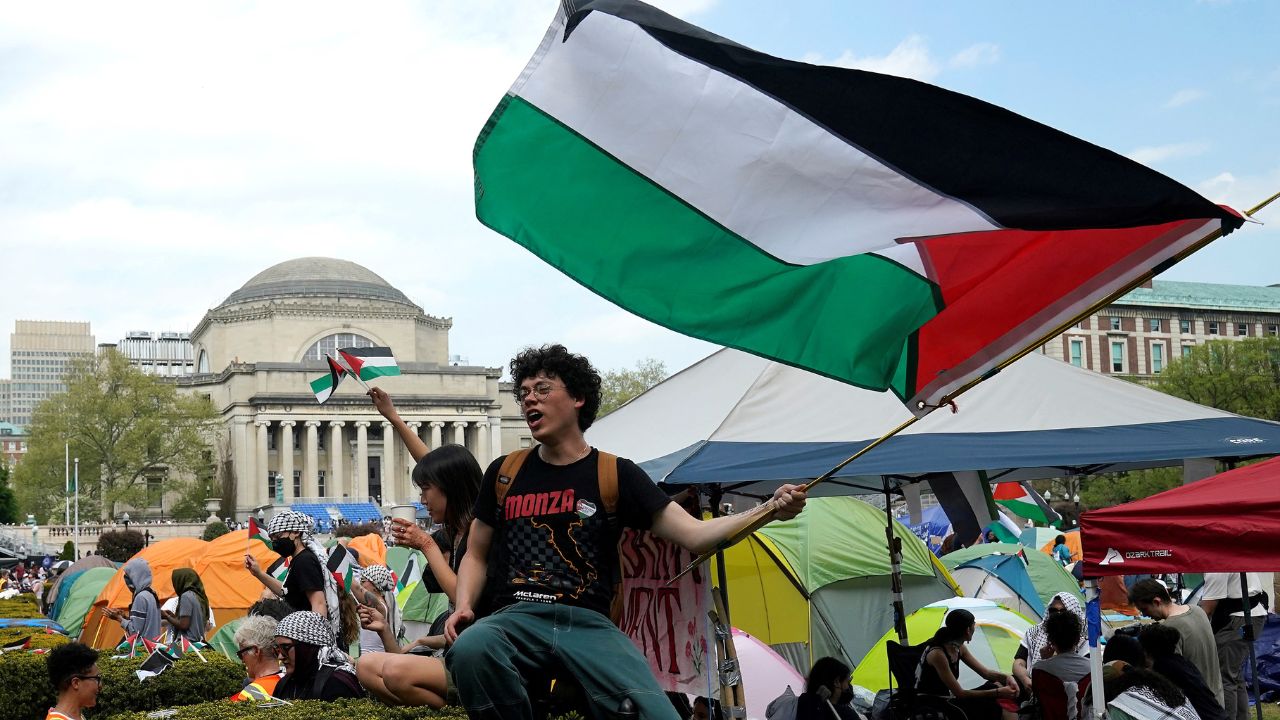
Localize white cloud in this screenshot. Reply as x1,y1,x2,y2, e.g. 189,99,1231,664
806,35,938,81
1196,166,1280,217
1164,88,1206,108
1126,142,1210,165
949,42,1000,70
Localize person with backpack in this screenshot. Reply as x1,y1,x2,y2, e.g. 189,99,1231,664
101,557,161,641
444,344,807,720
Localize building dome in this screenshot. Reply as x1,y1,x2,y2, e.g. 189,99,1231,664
220,257,416,308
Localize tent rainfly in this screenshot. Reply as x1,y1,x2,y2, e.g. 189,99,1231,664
941,542,1082,621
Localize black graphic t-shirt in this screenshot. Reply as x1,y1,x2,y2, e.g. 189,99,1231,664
473,447,671,616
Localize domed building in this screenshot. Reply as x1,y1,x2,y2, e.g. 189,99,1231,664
179,257,529,520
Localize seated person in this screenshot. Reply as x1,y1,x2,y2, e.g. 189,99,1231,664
272,611,364,701
918,609,1019,720
230,615,284,702
355,602,451,707
797,656,860,720
45,642,102,720
1103,661,1201,720
1031,610,1092,720
1013,593,1087,695
1138,624,1225,720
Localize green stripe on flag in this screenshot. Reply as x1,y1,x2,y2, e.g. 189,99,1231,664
475,95,942,397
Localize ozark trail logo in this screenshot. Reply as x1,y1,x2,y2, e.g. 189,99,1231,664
1100,548,1124,565
1225,437,1265,445
1100,547,1173,565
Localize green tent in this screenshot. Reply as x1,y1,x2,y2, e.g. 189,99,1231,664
385,546,449,625
720,497,959,673
58,567,115,638
209,616,246,662
942,542,1082,618
852,597,1033,692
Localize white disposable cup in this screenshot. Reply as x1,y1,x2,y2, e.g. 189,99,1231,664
389,504,417,522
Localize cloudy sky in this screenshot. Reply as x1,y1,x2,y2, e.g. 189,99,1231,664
2,0,1277,379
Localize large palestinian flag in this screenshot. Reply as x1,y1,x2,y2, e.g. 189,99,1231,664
474,0,1244,414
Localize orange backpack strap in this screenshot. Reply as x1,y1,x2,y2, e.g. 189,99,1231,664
596,451,619,514
495,448,533,506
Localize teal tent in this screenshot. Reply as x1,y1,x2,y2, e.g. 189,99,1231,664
56,567,115,638
942,543,1081,621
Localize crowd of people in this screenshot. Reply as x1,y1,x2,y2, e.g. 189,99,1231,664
28,343,1273,720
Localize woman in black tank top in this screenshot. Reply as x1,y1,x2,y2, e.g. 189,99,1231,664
918,609,1020,720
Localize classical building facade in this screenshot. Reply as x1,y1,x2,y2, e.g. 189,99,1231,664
177,258,531,520
1041,280,1280,379
108,330,196,376
7,320,94,427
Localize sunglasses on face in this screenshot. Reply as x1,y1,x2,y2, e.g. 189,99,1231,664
235,645,259,659
274,642,296,657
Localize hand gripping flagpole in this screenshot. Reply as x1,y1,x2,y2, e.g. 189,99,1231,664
669,191,1279,586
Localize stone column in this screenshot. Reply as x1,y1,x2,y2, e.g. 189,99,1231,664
355,421,370,500
452,421,467,448
304,420,321,499
329,422,346,499
429,421,444,449
279,421,296,505
256,420,270,506
405,421,422,502
476,421,490,466
489,416,502,462
381,422,397,504
237,419,256,514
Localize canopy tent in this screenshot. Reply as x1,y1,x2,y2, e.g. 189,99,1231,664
587,349,1280,496
851,597,1033,692
942,543,1081,620
81,533,279,649
717,497,958,671
54,567,115,637
1081,456,1280,576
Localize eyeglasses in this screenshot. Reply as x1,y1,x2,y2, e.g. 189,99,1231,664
515,381,562,402
235,645,259,659
274,642,296,657
73,674,103,684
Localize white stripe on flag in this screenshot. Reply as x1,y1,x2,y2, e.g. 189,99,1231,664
516,10,998,269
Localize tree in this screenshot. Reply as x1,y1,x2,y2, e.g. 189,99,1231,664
1078,467,1184,510
14,350,219,523
202,520,230,541
96,529,145,563
0,463,18,524
1155,338,1280,421
599,358,668,416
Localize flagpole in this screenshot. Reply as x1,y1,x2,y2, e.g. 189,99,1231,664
671,193,1277,583
73,458,80,560
64,443,70,526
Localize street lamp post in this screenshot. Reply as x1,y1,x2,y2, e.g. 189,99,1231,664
73,457,80,559
1073,494,1081,527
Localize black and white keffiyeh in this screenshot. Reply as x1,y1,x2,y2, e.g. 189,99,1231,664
359,564,403,643
268,511,342,644
276,611,355,675
1022,591,1088,670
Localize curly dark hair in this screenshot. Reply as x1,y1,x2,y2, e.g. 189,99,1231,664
510,344,603,431
1044,607,1082,652
47,642,98,691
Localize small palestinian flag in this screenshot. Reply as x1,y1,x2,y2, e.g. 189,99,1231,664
310,355,349,404
247,516,271,549
3,636,31,651
178,637,208,662
338,346,400,381
115,632,140,658
267,556,291,584
135,647,176,681
994,481,1061,525
327,544,358,593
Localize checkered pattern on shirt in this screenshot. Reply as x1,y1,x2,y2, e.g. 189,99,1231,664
499,500,616,613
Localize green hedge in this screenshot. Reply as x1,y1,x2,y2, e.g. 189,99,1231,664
0,593,42,619
0,626,69,649
0,650,244,720
103,698,472,720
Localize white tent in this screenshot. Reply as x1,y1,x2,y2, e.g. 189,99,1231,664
587,349,1280,496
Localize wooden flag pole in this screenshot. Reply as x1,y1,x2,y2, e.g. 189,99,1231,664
670,192,1277,583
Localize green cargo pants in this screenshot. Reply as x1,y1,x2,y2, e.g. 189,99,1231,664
446,601,680,720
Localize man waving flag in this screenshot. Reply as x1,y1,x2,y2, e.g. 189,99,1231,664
474,0,1244,414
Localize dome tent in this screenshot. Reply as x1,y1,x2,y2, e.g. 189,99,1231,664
54,567,115,638
942,542,1082,621
718,497,958,673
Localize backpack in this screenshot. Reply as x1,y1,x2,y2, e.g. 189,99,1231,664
494,448,623,623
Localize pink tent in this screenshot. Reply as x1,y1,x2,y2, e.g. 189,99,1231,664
733,628,806,720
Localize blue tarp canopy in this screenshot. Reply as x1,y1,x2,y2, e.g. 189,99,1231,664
589,349,1280,497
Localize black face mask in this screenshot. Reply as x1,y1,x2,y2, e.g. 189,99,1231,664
272,537,296,556
838,688,854,706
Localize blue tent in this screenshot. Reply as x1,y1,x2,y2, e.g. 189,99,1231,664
589,349,1280,496
949,553,1044,618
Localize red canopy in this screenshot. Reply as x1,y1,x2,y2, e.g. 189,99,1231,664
1080,456,1280,577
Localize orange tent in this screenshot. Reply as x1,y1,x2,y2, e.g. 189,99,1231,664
346,533,387,568
81,532,280,649
1040,529,1082,563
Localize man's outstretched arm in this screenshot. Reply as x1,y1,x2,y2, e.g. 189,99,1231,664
650,484,806,554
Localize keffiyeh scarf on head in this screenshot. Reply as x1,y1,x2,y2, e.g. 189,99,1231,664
276,611,355,676
1023,591,1087,670
360,564,403,643
268,511,342,644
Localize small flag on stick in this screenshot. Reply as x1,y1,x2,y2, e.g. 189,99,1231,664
337,346,400,382
396,553,422,610
310,355,349,404
247,516,271,549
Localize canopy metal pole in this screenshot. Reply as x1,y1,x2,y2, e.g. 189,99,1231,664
1241,572,1262,720
711,485,732,629
1085,579,1106,719
883,481,907,644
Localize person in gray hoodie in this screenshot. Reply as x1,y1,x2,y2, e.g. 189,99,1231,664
102,558,162,641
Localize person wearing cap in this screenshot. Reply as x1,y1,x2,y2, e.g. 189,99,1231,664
273,611,364,701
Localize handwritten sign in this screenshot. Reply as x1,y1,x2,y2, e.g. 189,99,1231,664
619,528,710,694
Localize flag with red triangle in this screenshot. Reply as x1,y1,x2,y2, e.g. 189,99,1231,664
247,516,271,548
337,346,400,381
